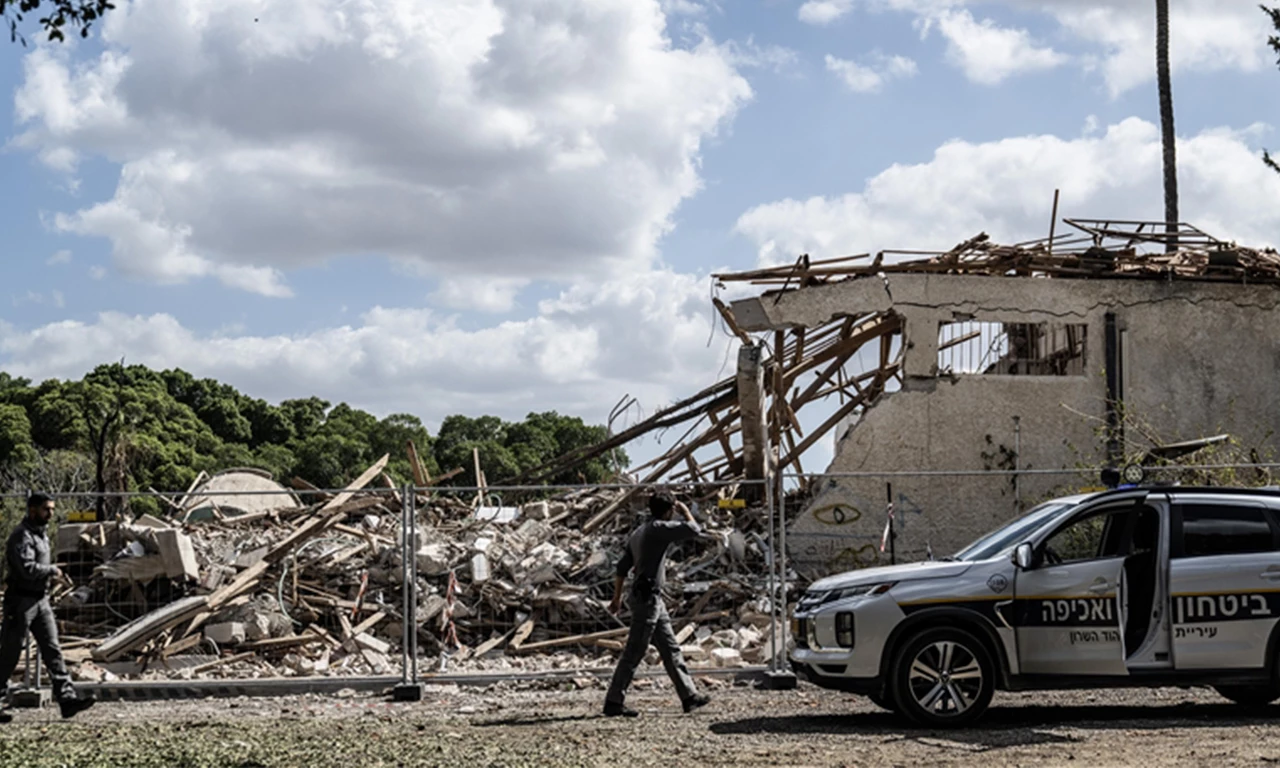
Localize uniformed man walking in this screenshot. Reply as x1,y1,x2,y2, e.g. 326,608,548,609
0,493,95,722
604,491,711,717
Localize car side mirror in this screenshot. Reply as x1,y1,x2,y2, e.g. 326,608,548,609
1013,542,1034,570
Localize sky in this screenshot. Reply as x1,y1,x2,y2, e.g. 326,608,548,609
1,0,1278,474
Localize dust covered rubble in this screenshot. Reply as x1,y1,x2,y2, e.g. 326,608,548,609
49,487,784,683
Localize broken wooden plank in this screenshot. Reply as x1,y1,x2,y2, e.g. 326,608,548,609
509,618,536,650
159,633,202,659
92,596,209,662
319,453,390,513
350,611,387,637
191,651,256,674
712,297,753,347
238,633,324,652
513,611,728,653
407,439,431,488
353,633,391,655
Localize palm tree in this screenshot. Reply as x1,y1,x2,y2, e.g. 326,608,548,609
1156,0,1178,253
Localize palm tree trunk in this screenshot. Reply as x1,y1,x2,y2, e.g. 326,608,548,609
1156,0,1178,253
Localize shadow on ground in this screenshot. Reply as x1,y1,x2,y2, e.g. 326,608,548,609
709,702,1280,752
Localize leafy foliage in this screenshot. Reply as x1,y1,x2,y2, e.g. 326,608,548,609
1,0,114,45
0,364,626,509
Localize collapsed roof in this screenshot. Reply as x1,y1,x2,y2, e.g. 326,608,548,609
512,219,1279,521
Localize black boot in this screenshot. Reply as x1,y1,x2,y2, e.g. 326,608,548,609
682,693,711,713
603,702,639,717
59,694,96,719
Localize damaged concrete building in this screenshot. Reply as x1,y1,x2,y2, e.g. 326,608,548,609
718,219,1280,578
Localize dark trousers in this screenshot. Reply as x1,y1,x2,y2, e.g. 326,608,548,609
606,594,698,706
0,595,75,702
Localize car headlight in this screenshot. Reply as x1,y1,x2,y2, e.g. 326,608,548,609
796,581,896,612
824,582,896,604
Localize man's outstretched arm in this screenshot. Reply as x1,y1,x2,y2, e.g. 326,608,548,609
609,548,634,614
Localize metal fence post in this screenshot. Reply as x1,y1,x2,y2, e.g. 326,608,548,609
764,479,777,676
408,484,419,683
393,483,424,701
763,477,796,688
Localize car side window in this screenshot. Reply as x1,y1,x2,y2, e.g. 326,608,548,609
1174,503,1279,558
1041,507,1132,564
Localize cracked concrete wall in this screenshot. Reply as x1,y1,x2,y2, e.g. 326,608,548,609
731,274,1280,578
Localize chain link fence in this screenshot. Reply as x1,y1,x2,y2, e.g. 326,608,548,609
1,477,784,697
784,462,1280,582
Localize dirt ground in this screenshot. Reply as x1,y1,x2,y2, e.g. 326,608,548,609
3,676,1280,767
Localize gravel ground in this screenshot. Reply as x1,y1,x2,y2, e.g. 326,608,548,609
3,677,1280,767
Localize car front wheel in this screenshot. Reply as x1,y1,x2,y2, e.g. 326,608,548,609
867,689,896,712
889,627,994,727
1214,684,1280,706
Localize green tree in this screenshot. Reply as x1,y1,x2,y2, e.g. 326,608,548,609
0,403,35,466
433,415,514,486
1156,0,1178,252
1266,5,1280,173
0,373,30,401
240,397,294,447
251,443,297,482
292,433,369,489
2,0,114,45
368,413,438,483
280,397,330,442
26,380,85,450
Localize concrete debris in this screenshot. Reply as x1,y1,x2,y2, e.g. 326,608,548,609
46,452,782,682
204,622,246,646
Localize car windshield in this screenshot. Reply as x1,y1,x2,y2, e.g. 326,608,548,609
952,500,1079,562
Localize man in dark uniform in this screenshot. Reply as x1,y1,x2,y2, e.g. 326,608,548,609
604,491,711,717
0,493,95,721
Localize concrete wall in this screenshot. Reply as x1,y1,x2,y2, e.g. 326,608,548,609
731,274,1280,579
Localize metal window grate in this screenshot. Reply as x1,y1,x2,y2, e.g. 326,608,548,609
937,321,1087,376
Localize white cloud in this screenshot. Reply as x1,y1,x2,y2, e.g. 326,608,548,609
10,290,66,309
661,0,714,15
0,267,736,432
799,0,855,25
721,36,799,73
930,8,1067,85
1041,0,1271,97
11,0,752,296
796,1,1271,95
47,250,71,265
825,52,918,93
736,117,1280,265
89,266,107,280
429,276,528,314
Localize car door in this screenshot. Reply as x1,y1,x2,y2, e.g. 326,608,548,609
1168,499,1280,670
1015,502,1136,675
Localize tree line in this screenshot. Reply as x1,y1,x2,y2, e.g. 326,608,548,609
0,363,626,515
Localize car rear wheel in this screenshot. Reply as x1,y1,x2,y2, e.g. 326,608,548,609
889,627,994,727
1214,684,1280,706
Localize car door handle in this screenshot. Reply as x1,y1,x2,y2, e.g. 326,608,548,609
1261,568,1280,580
1088,579,1112,594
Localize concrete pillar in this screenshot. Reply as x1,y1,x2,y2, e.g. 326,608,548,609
738,343,768,502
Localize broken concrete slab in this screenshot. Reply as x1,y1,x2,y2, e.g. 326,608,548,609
204,622,246,646
155,529,199,581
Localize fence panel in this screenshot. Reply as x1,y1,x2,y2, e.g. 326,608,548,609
2,478,781,696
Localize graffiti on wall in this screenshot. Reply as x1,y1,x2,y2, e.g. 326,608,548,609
788,491,927,579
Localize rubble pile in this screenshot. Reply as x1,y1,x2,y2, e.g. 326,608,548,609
46,454,784,683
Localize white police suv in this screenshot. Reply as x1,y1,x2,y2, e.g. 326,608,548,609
790,487,1280,726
